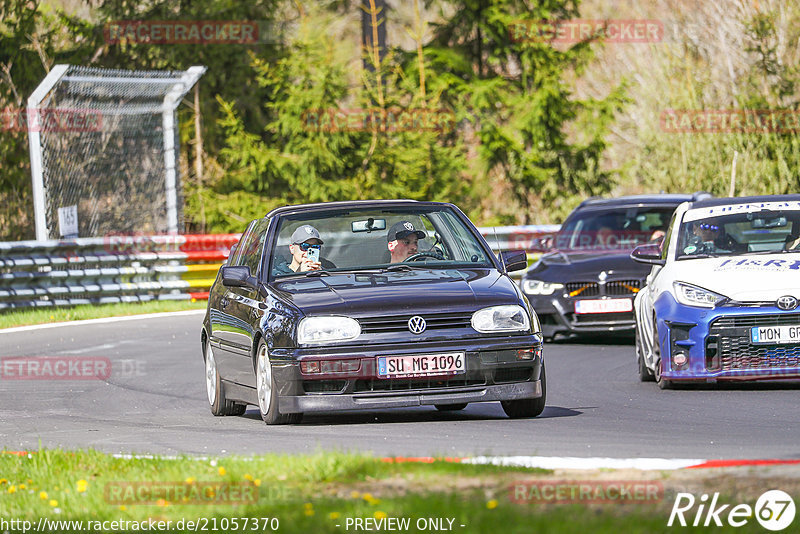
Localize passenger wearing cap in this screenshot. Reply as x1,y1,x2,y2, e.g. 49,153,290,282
273,225,325,274
387,221,426,263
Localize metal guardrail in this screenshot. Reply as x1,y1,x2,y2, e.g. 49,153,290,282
0,226,558,310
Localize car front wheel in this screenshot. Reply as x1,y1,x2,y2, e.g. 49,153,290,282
635,322,655,382
256,340,301,425
501,363,546,418
205,339,245,416
652,320,673,390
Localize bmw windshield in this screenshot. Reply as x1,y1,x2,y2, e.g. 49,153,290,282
555,207,673,251
269,206,494,278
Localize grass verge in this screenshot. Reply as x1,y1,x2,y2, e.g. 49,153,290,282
0,300,206,330
0,449,779,533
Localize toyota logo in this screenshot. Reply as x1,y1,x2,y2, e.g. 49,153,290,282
777,295,798,311
408,316,427,334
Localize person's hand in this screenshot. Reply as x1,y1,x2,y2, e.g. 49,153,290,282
299,258,321,272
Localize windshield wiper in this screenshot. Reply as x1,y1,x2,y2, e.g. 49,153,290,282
676,253,720,260
304,270,331,277
382,264,415,272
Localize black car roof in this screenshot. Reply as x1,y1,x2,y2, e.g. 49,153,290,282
576,192,711,209
263,199,451,218
687,194,800,210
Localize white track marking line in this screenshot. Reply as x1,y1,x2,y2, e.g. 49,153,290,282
463,456,706,470
0,309,205,334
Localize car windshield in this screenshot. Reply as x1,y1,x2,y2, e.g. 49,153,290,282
269,206,493,278
555,206,673,251
676,203,800,260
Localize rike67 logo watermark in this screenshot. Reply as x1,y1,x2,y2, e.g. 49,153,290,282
669,490,796,531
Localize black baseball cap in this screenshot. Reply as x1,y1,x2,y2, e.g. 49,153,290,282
387,221,425,242
291,225,324,244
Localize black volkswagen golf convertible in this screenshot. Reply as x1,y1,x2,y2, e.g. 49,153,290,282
201,200,545,424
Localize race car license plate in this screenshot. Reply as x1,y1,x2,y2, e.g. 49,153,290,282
377,352,465,379
750,325,800,344
575,298,633,314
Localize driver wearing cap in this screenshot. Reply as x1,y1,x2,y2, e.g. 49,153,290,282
387,221,426,263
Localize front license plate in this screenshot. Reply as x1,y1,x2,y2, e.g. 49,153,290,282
377,352,466,379
750,325,800,344
575,298,633,314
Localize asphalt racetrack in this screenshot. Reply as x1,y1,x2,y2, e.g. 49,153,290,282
1,310,798,459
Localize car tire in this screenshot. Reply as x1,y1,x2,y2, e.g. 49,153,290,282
255,340,302,425
635,322,655,382
652,321,673,390
205,340,246,416
435,403,468,411
501,363,546,418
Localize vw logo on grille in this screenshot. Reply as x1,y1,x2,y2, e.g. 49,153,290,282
777,295,798,311
408,316,427,334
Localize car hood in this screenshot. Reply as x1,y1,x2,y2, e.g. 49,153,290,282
671,253,800,301
269,268,520,316
525,250,647,281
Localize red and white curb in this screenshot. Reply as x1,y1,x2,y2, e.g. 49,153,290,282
380,456,800,470
6,451,800,470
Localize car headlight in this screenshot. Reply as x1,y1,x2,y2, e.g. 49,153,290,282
673,282,728,308
297,316,361,344
471,305,531,333
521,279,564,295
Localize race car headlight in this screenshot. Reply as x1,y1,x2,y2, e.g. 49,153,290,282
297,316,361,344
471,305,531,333
521,279,564,295
673,282,728,308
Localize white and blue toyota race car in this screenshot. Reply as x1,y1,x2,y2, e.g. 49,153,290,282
632,195,800,388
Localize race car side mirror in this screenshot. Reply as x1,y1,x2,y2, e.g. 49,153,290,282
630,243,665,266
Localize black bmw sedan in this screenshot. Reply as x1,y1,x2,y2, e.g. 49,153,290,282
521,193,711,340
201,200,544,424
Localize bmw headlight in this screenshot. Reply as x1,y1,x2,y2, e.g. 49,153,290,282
297,316,361,344
521,279,564,295
673,282,728,308
471,305,531,333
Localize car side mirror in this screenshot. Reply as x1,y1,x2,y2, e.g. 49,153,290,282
222,265,258,289
499,250,528,273
630,243,665,265
532,234,554,252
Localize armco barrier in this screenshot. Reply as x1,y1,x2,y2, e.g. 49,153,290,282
0,226,558,310
0,234,239,310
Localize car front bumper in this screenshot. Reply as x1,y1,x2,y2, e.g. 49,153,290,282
269,337,543,414
526,294,637,338
654,292,800,382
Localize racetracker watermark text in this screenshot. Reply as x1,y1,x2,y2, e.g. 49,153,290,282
104,481,258,505
1,107,102,133
660,109,800,134
509,19,663,43
0,357,145,380
301,108,456,133
510,480,664,504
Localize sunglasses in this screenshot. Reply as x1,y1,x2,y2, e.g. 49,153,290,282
298,243,322,251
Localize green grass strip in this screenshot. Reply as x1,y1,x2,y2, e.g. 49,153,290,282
0,449,772,533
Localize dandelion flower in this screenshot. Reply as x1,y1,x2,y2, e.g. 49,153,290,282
19,484,26,490
76,479,88,493
0,479,7,485
185,477,196,484
49,499,58,507
254,479,262,487
39,491,48,500
119,506,126,511
303,503,314,516
329,512,340,520
374,511,388,520
218,467,226,476
8,486,16,494
486,499,498,510
244,474,253,481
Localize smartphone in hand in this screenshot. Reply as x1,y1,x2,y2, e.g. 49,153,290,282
306,247,319,263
